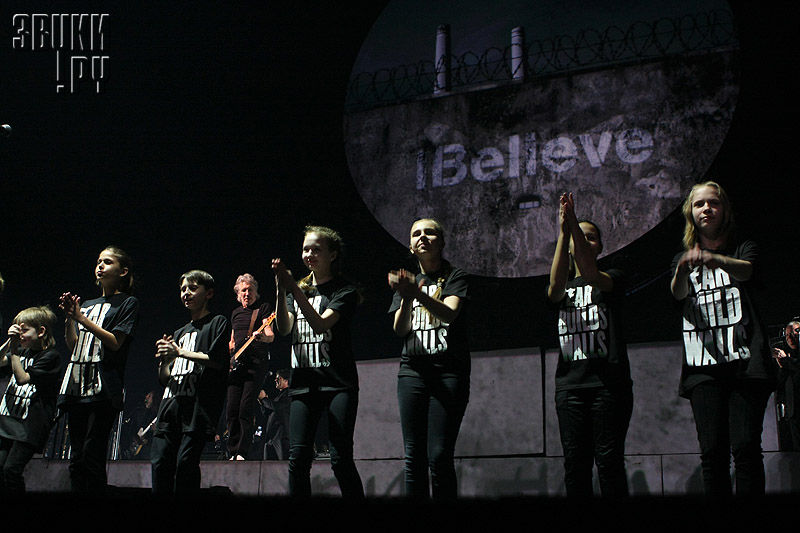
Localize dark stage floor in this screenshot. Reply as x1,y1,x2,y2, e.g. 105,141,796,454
3,491,795,530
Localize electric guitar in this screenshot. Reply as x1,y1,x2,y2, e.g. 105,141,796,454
132,416,157,456
230,312,276,373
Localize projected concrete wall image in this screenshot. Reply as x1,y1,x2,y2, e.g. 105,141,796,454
344,1,739,278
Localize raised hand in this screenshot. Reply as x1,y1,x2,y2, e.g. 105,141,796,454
272,258,294,291
388,269,422,299
560,192,577,226
59,292,70,313
6,323,22,348
155,334,178,359
387,268,412,289
59,292,83,320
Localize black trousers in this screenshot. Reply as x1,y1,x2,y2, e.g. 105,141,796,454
0,437,37,492
288,389,363,498
397,373,469,500
151,430,207,495
555,386,633,498
689,380,772,496
778,416,800,451
64,401,117,493
225,372,259,459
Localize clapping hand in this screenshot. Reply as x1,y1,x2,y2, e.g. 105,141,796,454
388,269,421,299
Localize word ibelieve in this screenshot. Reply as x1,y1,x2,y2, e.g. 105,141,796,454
416,128,653,190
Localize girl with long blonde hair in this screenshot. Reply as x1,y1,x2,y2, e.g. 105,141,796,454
670,181,774,496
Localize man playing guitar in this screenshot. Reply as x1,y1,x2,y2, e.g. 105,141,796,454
225,274,275,460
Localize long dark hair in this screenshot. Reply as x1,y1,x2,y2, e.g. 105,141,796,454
100,245,135,294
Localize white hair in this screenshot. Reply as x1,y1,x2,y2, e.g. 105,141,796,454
234,273,259,303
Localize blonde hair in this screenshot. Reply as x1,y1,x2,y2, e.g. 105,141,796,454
14,305,57,350
297,225,344,292
681,181,734,250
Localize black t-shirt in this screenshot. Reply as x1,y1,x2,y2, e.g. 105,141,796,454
231,300,274,370
0,348,62,449
285,277,359,395
155,313,231,437
549,269,631,391
388,266,471,378
58,293,139,411
775,340,800,418
671,240,775,398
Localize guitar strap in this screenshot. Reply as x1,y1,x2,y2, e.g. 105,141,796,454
247,309,259,336
232,310,260,363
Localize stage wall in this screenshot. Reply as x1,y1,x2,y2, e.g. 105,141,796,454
25,341,797,497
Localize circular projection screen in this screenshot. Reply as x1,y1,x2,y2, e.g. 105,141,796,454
344,0,739,278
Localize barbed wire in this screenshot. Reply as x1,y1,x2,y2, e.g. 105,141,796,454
345,9,737,112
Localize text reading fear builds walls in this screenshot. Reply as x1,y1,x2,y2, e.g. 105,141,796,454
683,267,748,366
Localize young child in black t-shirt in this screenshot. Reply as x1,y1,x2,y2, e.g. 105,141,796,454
0,305,62,492
151,270,230,495
387,218,471,500
58,245,139,493
670,181,773,496
272,225,364,498
547,192,632,498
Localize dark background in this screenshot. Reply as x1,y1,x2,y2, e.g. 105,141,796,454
0,1,797,406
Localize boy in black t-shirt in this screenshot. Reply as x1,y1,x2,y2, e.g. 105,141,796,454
151,270,230,495
0,306,62,492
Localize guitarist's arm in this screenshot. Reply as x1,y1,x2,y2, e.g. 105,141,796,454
231,313,276,368
136,417,156,440
133,417,158,456
252,315,275,343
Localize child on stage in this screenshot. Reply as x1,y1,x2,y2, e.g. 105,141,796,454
0,306,62,491
151,270,230,495
58,246,139,493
